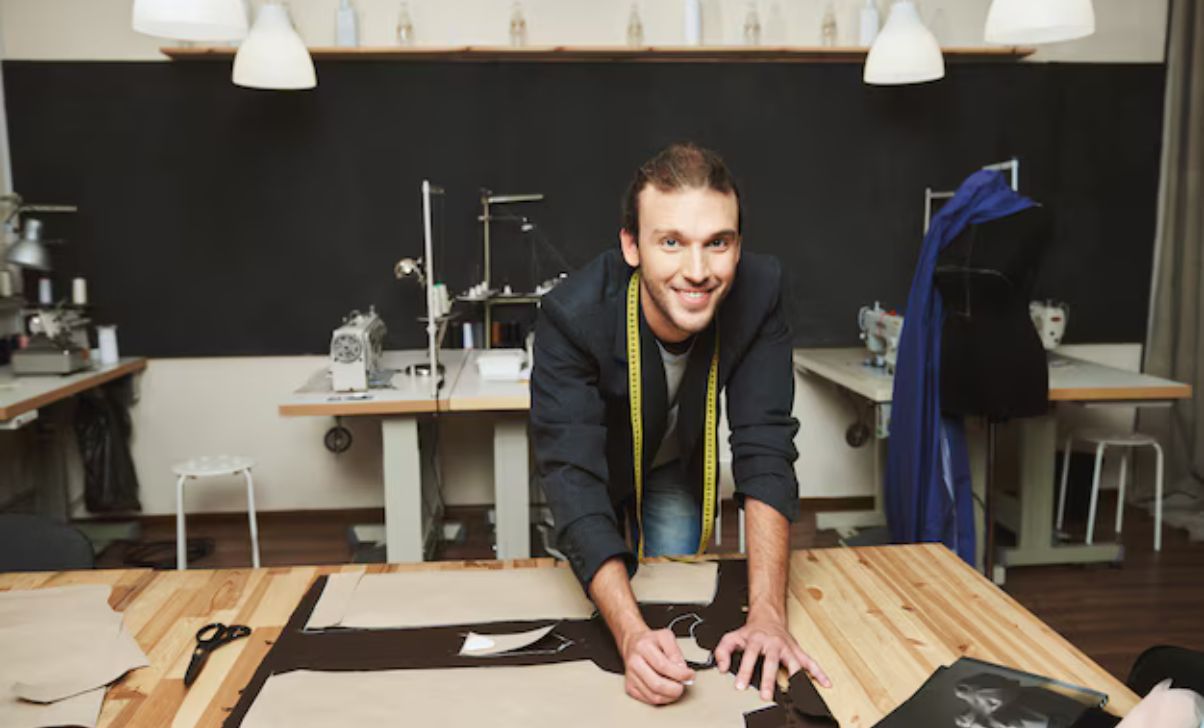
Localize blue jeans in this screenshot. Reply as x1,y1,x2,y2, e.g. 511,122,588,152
630,460,701,557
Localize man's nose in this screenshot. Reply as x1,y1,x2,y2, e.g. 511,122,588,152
682,245,708,284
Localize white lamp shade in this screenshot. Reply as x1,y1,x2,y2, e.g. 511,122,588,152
985,0,1095,44
5,238,50,271
132,0,248,42
864,1,945,86
232,4,316,90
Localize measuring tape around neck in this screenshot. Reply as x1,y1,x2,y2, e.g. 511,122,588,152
626,271,719,559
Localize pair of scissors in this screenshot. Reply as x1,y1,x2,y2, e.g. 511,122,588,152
184,622,252,688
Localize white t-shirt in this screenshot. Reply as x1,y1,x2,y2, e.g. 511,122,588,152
652,340,693,468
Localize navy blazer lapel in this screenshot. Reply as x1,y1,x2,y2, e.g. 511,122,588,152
676,321,718,465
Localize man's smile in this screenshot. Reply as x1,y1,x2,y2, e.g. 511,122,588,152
671,286,716,309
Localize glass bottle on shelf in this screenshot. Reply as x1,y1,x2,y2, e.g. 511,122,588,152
509,2,528,47
626,3,645,47
396,2,414,46
743,3,762,46
821,2,838,46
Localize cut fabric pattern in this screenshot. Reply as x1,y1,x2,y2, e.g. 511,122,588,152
305,561,719,630
305,568,593,629
240,661,769,728
630,561,719,604
0,585,148,728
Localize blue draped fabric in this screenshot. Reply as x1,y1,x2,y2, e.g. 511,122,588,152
885,170,1036,565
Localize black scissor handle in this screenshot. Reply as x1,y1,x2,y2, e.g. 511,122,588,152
195,622,225,644
195,622,252,647
224,624,252,641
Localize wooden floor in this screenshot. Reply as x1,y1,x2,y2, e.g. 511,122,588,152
95,494,1203,684
1001,492,1204,681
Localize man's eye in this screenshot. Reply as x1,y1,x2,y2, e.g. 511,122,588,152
662,238,680,248
707,238,728,248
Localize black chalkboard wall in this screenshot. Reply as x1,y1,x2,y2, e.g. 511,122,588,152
2,60,1164,356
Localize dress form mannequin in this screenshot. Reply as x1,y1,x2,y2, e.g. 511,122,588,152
934,205,1053,420
933,203,1052,576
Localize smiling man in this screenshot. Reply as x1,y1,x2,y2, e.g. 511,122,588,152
531,143,829,706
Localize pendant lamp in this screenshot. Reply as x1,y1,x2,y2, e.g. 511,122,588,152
232,3,317,90
132,0,248,41
864,1,945,86
985,0,1096,44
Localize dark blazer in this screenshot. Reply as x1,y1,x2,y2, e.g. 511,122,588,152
531,248,800,590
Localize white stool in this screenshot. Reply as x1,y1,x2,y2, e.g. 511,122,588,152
174,455,261,569
1056,429,1164,552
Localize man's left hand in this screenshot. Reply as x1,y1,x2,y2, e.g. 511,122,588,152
714,611,831,701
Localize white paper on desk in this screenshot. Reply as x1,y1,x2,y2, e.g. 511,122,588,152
458,624,558,657
240,661,767,728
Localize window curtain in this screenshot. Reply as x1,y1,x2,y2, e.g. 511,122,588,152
1142,0,1204,511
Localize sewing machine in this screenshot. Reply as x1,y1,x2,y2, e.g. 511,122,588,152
858,302,904,372
1029,300,1068,351
11,306,92,374
329,307,386,392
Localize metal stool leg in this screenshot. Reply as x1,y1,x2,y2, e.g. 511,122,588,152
243,468,261,568
1152,442,1165,552
1115,451,1128,536
1056,435,1074,531
1085,443,1106,545
175,475,188,570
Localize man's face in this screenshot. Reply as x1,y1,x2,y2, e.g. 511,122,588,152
620,185,741,343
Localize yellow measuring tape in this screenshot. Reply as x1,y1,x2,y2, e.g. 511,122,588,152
626,271,719,559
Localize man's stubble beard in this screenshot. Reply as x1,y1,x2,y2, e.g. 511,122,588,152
640,277,723,339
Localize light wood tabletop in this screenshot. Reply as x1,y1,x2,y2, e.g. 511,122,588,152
0,357,147,421
0,545,1137,727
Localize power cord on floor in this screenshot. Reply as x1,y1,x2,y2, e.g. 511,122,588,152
121,538,214,569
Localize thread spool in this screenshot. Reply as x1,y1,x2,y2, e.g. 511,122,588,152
72,277,88,305
97,325,119,365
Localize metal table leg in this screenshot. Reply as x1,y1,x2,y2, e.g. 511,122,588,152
997,414,1123,572
381,416,440,562
492,414,530,559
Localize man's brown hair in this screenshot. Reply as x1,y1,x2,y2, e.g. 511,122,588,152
621,143,743,238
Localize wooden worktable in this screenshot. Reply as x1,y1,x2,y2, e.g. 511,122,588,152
792,347,1193,404
793,347,1194,575
0,357,147,422
0,545,1137,727
277,348,534,560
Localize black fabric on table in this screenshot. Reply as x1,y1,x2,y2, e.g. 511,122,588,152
224,561,839,726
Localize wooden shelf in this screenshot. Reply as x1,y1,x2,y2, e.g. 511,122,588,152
162,45,1034,63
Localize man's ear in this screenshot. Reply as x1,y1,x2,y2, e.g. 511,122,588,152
619,228,641,268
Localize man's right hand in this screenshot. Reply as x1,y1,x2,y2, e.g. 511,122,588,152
589,558,696,706
619,627,696,706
